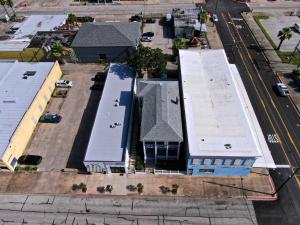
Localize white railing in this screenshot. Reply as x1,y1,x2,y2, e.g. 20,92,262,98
154,169,186,175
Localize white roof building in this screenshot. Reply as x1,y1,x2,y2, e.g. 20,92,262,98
179,49,275,168
84,64,135,166
0,60,57,158
0,15,67,51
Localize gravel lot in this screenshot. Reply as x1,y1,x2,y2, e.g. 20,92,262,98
260,15,300,52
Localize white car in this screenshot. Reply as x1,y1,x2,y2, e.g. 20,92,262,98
55,80,73,88
212,14,218,22
276,83,289,97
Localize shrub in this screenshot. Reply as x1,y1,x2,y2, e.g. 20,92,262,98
82,186,87,193
72,184,79,191
137,183,144,193
106,185,113,193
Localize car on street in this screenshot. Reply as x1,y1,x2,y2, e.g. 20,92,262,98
276,83,289,97
294,23,300,33
18,155,42,166
39,114,62,123
55,80,73,88
212,14,218,22
130,15,142,22
140,36,152,42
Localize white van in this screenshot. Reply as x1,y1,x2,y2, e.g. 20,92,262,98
55,80,73,88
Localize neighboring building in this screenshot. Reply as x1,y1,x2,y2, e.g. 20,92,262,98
71,22,140,63
173,8,206,39
136,80,183,168
0,60,62,171
0,15,67,52
179,49,275,176
84,64,135,173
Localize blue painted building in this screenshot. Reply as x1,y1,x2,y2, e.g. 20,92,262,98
179,49,264,176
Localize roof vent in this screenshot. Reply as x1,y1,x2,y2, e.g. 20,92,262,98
24,71,36,76
110,124,116,128
171,97,179,104
3,100,16,103
22,75,28,79
114,102,119,107
115,99,119,102
224,144,232,149
114,122,121,126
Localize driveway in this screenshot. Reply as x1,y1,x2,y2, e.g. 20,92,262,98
25,64,105,172
142,19,174,55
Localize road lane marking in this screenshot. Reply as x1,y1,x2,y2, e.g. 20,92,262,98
227,12,300,159
268,134,280,144
275,165,290,168
221,13,300,187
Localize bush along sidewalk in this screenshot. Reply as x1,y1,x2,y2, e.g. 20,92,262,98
72,182,87,193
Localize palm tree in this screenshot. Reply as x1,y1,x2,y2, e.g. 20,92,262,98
0,0,10,17
51,41,73,64
6,0,15,17
277,27,292,50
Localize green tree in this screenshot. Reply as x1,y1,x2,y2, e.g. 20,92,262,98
0,0,9,17
128,46,167,76
277,27,292,50
67,13,77,24
51,41,73,64
6,0,15,16
199,11,208,24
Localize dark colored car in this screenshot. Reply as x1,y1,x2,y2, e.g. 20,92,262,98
18,155,42,166
52,89,68,98
140,36,152,42
145,18,156,23
142,32,154,37
130,15,142,22
94,72,107,82
39,114,62,123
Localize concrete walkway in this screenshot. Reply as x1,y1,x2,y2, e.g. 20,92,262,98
0,168,276,200
241,12,300,111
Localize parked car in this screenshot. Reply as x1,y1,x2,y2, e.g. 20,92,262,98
39,114,62,123
294,23,300,33
145,17,156,23
140,36,152,42
18,155,42,166
130,15,142,22
142,32,154,38
55,80,73,88
276,83,289,97
94,72,107,82
212,14,218,22
52,89,68,98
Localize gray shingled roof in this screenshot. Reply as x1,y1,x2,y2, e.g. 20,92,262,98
137,80,183,142
71,22,140,47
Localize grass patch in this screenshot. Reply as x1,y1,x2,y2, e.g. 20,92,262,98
0,48,45,62
253,16,300,66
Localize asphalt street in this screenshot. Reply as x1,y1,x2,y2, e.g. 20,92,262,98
204,1,300,225
0,194,258,225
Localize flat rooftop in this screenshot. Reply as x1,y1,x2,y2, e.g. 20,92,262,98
179,49,262,158
84,64,134,162
0,15,67,51
0,60,56,158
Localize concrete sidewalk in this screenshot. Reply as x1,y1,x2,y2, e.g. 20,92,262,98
241,12,300,111
0,168,276,200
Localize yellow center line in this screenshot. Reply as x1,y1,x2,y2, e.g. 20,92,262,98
227,12,300,159
221,13,300,187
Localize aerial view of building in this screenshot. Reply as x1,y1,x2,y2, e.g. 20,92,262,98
136,80,183,168
179,49,275,176
84,63,135,173
0,60,62,171
71,22,140,63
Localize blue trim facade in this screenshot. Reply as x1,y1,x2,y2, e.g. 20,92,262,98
186,157,256,176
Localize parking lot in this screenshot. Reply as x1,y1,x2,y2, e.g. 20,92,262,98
25,64,106,172
260,15,300,51
142,19,174,55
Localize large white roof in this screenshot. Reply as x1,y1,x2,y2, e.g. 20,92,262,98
179,49,262,158
84,64,134,162
0,60,56,158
